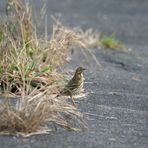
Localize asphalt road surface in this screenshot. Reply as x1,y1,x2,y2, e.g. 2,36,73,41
0,0,148,148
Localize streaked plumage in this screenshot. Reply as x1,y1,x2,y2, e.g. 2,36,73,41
57,67,85,105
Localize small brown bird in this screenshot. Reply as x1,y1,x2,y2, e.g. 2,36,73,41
57,67,85,105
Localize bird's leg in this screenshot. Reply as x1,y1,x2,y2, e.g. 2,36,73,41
70,95,77,107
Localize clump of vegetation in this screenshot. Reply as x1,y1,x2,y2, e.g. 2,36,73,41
0,0,88,136
0,87,86,137
99,33,126,51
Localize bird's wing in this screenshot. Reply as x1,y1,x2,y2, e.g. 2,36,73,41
66,79,78,89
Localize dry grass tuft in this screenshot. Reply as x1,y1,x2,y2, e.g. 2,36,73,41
0,0,90,95
0,86,87,137
0,0,88,136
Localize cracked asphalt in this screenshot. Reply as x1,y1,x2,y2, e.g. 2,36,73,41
0,0,148,148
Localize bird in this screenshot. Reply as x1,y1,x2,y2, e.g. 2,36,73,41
57,67,85,105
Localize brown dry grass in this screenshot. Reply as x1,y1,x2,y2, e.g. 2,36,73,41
0,85,87,137
0,0,90,136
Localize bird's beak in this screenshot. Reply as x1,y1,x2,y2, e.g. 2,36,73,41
82,68,86,71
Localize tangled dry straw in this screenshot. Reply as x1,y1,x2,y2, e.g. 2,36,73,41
0,86,87,137
0,0,92,136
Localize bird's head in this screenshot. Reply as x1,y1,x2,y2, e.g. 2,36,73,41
74,67,86,78
76,67,85,74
